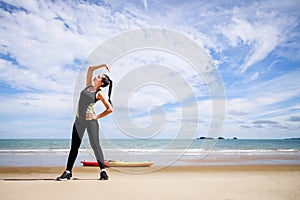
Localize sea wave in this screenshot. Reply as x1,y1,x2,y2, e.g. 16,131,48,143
1,148,299,156
0,149,87,155
106,148,300,156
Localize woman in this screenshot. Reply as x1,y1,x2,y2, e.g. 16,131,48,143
57,64,113,181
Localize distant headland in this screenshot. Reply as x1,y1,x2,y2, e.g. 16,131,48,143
196,137,238,140
284,138,300,140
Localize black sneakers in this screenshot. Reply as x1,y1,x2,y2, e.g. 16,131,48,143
56,170,109,180
56,170,72,181
100,171,109,180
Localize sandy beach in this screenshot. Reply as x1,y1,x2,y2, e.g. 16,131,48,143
1,165,300,200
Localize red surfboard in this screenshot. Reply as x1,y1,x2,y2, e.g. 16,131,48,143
81,160,154,167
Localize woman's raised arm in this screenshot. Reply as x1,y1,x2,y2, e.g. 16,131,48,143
86,64,110,87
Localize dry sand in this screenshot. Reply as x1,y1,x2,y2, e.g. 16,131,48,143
1,165,300,200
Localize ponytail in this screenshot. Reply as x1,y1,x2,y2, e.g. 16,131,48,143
108,78,113,107
102,74,113,107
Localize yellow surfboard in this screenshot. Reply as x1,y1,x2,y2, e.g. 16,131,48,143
81,160,154,167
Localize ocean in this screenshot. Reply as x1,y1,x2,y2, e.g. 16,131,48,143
0,139,299,168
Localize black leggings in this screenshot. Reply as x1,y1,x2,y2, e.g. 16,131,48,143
66,118,105,171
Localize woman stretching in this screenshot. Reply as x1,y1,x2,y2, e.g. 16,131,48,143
57,64,113,181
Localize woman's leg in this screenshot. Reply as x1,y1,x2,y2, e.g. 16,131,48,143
86,120,105,170
66,120,85,171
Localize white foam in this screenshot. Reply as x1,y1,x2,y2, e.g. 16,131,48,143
0,148,299,156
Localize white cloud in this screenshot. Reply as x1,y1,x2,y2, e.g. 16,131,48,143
1,0,151,93
144,0,149,10
217,8,297,73
150,0,299,74
225,69,300,136
248,72,260,81
0,92,73,118
1,0,299,139
0,59,76,92
0,118,72,139
0,91,75,138
0,0,154,138
231,69,300,107
2,0,298,92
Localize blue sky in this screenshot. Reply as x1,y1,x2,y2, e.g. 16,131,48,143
0,0,300,139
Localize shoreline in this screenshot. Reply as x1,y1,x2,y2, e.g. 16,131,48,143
1,152,299,167
1,164,300,174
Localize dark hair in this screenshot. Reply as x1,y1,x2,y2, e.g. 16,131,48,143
101,74,113,106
